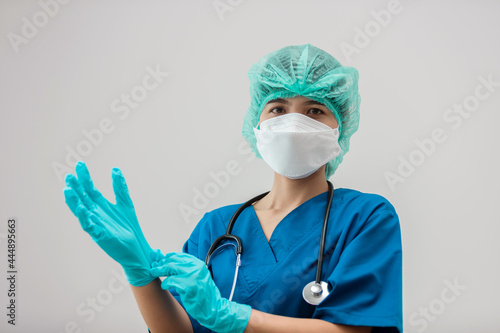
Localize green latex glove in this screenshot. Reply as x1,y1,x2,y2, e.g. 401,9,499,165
64,161,161,286
151,252,252,333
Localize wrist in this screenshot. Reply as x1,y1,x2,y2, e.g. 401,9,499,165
124,249,164,287
124,266,155,287
215,300,252,333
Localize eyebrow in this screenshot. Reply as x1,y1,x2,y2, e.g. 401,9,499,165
303,100,326,106
266,98,289,105
266,98,326,106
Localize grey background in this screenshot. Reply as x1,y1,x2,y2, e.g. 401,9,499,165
0,0,499,332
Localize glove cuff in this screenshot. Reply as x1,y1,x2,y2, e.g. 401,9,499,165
124,249,164,287
213,300,252,333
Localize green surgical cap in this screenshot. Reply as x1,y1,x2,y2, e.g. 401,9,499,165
242,44,361,179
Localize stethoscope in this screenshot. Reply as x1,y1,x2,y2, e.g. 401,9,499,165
205,181,334,306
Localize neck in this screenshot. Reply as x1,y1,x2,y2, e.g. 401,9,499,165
259,167,330,211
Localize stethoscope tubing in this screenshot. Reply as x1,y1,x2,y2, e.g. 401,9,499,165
315,181,333,284
204,181,334,305
205,191,269,265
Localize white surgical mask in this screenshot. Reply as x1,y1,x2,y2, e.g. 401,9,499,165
253,113,341,179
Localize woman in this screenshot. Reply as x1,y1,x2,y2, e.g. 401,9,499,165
64,44,402,333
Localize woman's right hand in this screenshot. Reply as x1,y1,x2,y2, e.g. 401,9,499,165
63,161,161,287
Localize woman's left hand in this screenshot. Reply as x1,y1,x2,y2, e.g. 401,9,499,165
150,252,251,333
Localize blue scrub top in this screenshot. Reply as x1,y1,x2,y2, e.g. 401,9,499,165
170,188,403,332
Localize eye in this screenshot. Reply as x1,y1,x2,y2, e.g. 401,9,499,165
307,108,324,115
270,107,286,114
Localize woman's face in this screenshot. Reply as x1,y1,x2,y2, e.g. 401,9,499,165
259,96,338,129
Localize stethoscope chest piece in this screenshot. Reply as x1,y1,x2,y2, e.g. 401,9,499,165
302,281,330,305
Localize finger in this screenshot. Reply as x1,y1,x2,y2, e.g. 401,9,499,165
150,251,188,264
150,257,172,277
74,202,104,239
152,252,190,267
64,187,99,235
160,276,190,294
150,252,179,277
87,212,105,240
150,249,164,263
64,187,81,217
150,252,200,277
111,167,134,208
65,173,95,211
149,262,167,277
75,161,104,201
160,276,201,299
